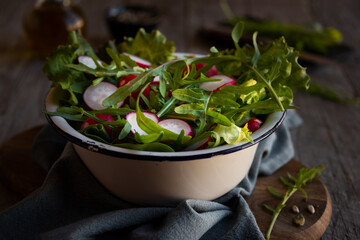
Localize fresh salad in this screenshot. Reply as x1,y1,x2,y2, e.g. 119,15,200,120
44,22,310,152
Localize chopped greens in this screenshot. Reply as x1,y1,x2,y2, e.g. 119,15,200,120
43,25,310,152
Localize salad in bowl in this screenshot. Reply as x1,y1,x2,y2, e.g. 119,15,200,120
43,22,309,205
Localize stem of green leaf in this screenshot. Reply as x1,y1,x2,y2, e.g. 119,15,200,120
265,188,296,239
247,64,285,111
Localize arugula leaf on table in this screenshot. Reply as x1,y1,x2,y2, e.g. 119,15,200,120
220,0,343,55
305,82,360,104
264,165,324,240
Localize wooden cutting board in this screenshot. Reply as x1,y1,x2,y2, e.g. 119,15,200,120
247,160,332,239
0,126,331,239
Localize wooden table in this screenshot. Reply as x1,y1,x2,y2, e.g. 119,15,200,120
0,0,359,239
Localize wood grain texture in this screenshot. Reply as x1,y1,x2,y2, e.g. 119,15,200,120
0,0,359,238
0,126,46,198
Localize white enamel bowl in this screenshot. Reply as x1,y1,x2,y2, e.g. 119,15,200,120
45,87,286,206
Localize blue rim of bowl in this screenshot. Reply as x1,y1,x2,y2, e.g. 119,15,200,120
45,92,286,162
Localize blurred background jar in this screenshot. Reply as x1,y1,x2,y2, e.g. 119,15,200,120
23,0,86,57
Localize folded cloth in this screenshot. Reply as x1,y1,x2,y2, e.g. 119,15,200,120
0,110,302,240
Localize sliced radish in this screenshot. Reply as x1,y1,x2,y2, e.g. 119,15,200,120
81,114,114,135
117,75,150,97
83,82,124,110
158,119,193,136
126,111,159,135
123,52,151,68
78,56,103,69
199,74,236,92
117,74,138,87
206,65,218,77
152,75,160,84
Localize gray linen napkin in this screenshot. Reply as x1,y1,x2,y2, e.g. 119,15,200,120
0,110,302,240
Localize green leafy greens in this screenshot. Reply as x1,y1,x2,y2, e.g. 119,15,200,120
264,166,324,240
43,25,310,152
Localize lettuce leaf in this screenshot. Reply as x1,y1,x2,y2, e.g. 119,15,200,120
119,28,176,66
212,123,252,144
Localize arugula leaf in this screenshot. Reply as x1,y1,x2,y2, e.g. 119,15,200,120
44,110,86,122
231,21,247,61
103,72,152,107
264,166,324,239
134,131,164,144
174,103,207,134
79,124,111,143
174,103,205,118
209,94,240,107
172,89,207,103
118,121,132,140
206,109,232,126
103,63,170,107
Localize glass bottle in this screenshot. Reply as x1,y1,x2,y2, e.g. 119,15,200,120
23,0,86,57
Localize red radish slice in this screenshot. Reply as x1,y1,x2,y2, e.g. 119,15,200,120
199,74,236,92
81,114,114,135
206,65,218,77
78,56,103,69
158,119,193,136
117,75,138,87
152,75,160,84
126,111,159,135
123,52,151,68
83,82,123,110
243,118,263,132
117,75,150,97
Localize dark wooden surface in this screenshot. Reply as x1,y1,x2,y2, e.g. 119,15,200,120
0,0,359,239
